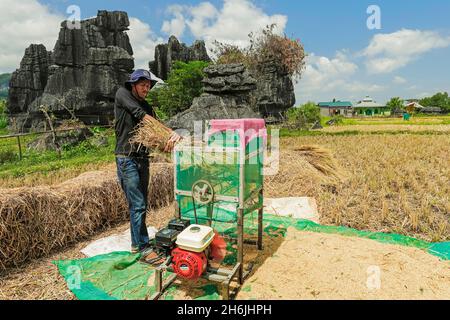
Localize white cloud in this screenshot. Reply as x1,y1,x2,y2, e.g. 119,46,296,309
393,76,407,84
0,1,166,73
0,0,64,73
161,0,287,51
344,82,385,93
128,17,165,70
295,51,384,103
295,51,383,103
363,29,450,74
301,51,358,88
161,5,186,38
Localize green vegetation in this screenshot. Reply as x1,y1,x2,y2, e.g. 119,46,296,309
285,102,321,129
276,128,448,137
0,128,115,180
147,61,210,120
386,97,404,113
420,92,450,113
319,115,450,126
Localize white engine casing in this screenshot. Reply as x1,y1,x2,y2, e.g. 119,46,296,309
176,224,215,252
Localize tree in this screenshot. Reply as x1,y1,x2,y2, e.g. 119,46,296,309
286,102,321,129
386,97,404,114
147,61,210,120
420,92,450,113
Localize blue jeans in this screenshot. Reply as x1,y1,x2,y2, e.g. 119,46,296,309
116,156,150,251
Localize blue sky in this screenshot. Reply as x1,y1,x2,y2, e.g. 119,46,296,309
1,0,449,104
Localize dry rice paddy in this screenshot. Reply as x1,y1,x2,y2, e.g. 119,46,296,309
266,134,449,242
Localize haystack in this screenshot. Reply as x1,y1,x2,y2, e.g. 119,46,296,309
0,164,173,271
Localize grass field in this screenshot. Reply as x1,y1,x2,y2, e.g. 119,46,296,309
0,128,116,188
321,115,450,126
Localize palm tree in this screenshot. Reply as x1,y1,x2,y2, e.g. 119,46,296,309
386,97,404,115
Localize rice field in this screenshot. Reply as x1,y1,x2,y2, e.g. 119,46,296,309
267,134,450,242
326,115,450,126
320,124,450,133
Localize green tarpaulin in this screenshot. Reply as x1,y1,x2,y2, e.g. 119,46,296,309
54,214,449,300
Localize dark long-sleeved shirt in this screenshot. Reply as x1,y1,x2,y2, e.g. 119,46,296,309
114,86,156,157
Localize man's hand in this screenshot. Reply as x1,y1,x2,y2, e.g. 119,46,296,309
164,131,182,153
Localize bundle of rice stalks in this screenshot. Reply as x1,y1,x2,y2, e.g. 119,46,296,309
294,145,345,181
0,164,174,272
130,117,173,152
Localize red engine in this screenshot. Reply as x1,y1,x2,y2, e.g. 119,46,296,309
171,248,207,280
210,232,227,262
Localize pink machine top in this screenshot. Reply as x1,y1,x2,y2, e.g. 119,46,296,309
207,119,267,148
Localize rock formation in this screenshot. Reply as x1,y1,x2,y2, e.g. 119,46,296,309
149,36,295,121
167,63,260,133
8,44,52,115
7,11,134,132
253,61,296,119
7,16,296,133
149,36,211,81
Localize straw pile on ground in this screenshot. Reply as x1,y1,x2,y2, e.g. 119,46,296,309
0,205,177,300
265,144,346,198
0,163,173,272
293,145,345,182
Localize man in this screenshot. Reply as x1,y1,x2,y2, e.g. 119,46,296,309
114,69,180,254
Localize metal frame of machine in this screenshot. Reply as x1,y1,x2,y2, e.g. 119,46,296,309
147,142,264,300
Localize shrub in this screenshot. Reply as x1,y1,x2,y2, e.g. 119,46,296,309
285,102,321,129
420,92,450,113
147,61,210,118
212,24,306,79
0,150,16,164
326,115,344,126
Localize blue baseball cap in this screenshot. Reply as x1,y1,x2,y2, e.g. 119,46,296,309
125,69,158,88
